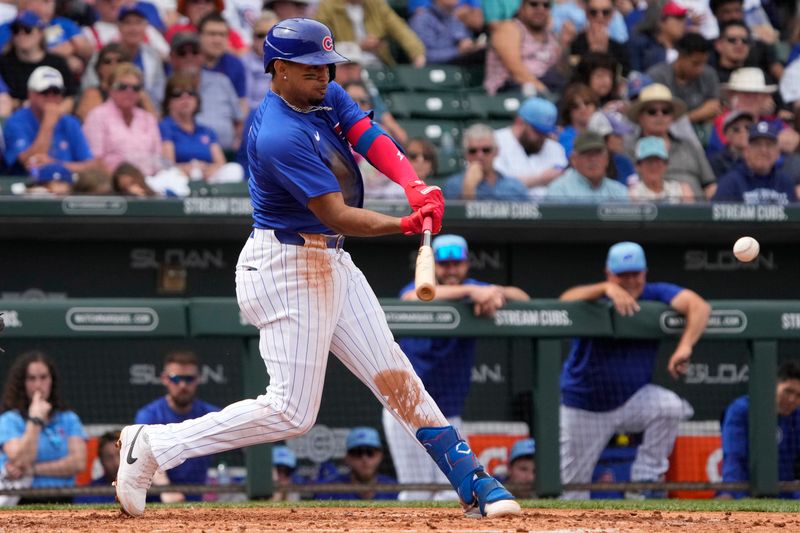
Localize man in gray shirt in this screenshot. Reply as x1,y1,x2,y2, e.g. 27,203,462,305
647,33,721,127
170,32,243,151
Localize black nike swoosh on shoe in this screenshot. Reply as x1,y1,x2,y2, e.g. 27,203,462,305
126,426,145,465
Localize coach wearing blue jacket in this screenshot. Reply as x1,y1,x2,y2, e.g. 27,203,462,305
720,360,800,499
712,121,797,205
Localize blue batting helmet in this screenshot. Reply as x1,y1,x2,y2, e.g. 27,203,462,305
263,18,349,76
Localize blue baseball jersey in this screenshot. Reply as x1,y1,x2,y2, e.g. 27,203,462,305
159,116,219,163
316,472,398,500
135,397,220,494
720,395,800,499
3,107,93,171
247,81,368,233
560,282,684,412
398,278,489,418
0,410,87,488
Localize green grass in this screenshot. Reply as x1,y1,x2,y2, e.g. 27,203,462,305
5,499,800,513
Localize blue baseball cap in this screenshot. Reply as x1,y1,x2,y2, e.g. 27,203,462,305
626,72,653,101
272,445,297,469
13,11,44,29
346,427,382,451
518,97,557,135
635,136,668,161
748,120,780,142
509,438,536,463
606,242,647,274
432,234,468,263
118,6,148,21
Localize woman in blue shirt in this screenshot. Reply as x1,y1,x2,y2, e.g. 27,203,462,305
159,72,243,183
0,351,87,504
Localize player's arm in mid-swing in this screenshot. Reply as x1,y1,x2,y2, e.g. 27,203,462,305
309,115,445,237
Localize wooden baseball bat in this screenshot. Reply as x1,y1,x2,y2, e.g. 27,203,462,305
415,217,436,301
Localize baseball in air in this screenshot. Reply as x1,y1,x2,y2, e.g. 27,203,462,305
733,236,760,262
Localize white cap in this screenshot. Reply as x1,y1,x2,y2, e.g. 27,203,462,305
27,66,64,92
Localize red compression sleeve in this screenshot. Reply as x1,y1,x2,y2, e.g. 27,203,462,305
345,117,418,187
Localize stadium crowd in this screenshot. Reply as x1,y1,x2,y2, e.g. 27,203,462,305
0,0,795,204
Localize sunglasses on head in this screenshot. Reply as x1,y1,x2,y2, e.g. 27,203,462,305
167,374,198,384
724,36,749,45
38,87,63,96
644,106,672,116
467,146,494,155
11,24,35,35
407,151,432,161
177,46,200,57
526,0,551,8
588,7,613,17
171,89,197,98
348,447,378,458
114,82,143,92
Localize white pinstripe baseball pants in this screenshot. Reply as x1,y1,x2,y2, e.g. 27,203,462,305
560,384,694,500
146,229,448,471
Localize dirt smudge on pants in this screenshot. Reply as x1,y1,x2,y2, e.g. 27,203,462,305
375,368,438,429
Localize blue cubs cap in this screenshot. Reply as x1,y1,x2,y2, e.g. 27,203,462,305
509,438,536,463
518,97,557,135
606,242,647,274
432,234,468,263
346,427,382,451
118,6,148,21
13,11,44,29
635,136,668,161
263,18,349,74
748,120,780,142
272,445,297,469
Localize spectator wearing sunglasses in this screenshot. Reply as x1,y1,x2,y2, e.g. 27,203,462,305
384,234,530,500
568,0,630,76
242,11,278,113
160,72,244,183
134,350,219,501
317,427,398,500
3,66,95,177
625,83,715,199
443,123,528,201
0,11,77,109
83,62,162,177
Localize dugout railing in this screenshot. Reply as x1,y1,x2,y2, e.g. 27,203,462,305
0,298,797,500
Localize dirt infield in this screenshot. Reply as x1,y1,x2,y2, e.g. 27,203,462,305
1,506,798,532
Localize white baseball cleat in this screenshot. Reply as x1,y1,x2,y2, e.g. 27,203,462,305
484,499,522,518
114,425,158,517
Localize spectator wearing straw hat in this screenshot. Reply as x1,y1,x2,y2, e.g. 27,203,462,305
708,67,798,157
625,83,715,199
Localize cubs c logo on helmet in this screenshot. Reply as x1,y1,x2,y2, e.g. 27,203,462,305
322,35,333,51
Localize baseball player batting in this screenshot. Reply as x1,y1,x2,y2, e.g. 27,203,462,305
115,18,520,519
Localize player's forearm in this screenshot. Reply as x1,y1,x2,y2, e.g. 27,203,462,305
677,300,711,350
6,426,41,465
324,205,402,237
33,438,86,477
559,282,608,301
502,286,530,301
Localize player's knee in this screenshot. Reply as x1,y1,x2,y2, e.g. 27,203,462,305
283,410,317,435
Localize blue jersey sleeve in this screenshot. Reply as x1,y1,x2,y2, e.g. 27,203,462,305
63,116,93,161
399,280,416,297
640,282,684,305
3,114,33,167
327,82,369,135
134,402,158,425
720,396,749,498
0,410,24,447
